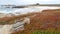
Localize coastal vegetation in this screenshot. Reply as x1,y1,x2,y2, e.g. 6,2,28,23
16,9,60,34
0,9,60,34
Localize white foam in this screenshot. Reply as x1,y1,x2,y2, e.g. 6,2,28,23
0,6,60,16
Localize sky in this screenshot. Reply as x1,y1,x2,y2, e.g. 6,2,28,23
0,0,60,5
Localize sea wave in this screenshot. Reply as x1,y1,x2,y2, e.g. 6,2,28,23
0,6,60,15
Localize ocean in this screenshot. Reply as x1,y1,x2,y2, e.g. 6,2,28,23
0,6,60,14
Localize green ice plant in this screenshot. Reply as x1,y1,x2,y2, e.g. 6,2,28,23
31,30,60,34
0,21,8,25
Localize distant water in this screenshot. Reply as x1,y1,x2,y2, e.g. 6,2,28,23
0,6,60,14
0,7,18,13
